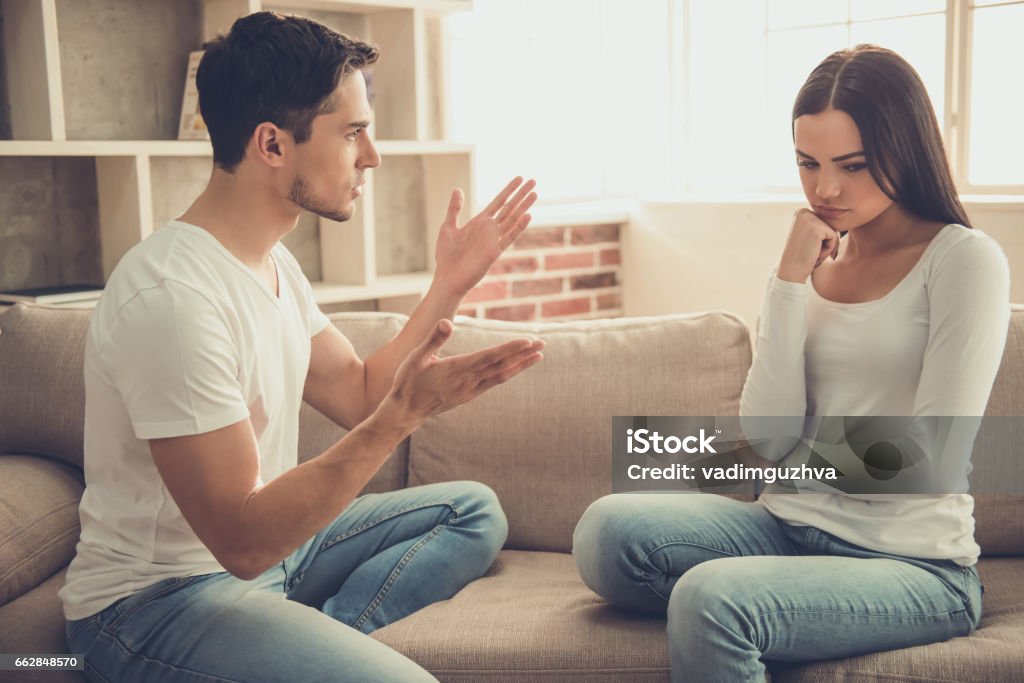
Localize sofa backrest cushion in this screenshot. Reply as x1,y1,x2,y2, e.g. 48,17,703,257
297,313,411,494
975,306,1024,556
0,304,91,468
0,305,408,494
0,456,83,608
407,312,753,552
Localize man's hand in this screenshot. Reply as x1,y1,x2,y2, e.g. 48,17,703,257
434,177,538,297
776,208,841,283
383,319,544,425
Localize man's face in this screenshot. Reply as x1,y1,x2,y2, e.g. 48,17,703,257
287,71,381,222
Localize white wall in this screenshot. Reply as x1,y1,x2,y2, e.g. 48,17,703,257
623,200,1024,330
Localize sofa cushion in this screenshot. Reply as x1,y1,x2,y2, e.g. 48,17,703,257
0,305,408,493
772,557,1024,683
0,304,91,468
0,456,83,608
372,552,1024,682
0,568,85,683
974,306,1024,556
408,313,753,552
372,550,671,682
298,312,412,493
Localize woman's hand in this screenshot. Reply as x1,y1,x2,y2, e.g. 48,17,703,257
433,177,538,298
776,208,840,283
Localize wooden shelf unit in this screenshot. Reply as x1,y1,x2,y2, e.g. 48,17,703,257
0,0,474,311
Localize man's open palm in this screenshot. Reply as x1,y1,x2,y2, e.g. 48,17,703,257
434,176,538,296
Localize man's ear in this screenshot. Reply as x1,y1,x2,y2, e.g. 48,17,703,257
251,122,290,168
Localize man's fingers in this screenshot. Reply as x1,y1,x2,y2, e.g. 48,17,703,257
452,338,539,371
418,319,454,360
482,176,524,217
499,189,537,232
500,212,533,250
444,189,464,228
495,179,537,223
479,340,546,375
476,351,544,392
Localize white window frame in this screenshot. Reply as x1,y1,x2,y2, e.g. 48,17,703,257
949,0,1024,194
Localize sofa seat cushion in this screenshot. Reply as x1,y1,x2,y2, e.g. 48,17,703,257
373,552,1023,683
372,549,671,682
0,456,83,607
408,313,754,552
0,568,85,683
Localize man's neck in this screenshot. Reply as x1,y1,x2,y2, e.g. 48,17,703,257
178,166,299,269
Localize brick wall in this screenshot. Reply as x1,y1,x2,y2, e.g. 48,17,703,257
458,223,623,321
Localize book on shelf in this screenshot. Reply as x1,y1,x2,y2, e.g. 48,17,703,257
0,284,105,305
177,50,209,141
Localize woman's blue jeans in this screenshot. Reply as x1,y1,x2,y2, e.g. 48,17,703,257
573,493,983,683
66,480,508,683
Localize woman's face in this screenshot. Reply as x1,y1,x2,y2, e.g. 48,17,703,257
793,108,893,230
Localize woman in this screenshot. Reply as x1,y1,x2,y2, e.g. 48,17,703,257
573,45,1010,681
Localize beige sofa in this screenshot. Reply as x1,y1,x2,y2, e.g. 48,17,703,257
1,302,1022,682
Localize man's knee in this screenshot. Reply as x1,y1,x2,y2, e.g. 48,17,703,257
452,480,508,558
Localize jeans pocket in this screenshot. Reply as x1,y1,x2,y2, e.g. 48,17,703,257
65,614,101,651
107,575,211,631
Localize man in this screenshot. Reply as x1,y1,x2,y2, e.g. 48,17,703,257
59,12,543,682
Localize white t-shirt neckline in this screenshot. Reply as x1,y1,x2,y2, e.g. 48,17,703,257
808,223,956,309
169,219,283,304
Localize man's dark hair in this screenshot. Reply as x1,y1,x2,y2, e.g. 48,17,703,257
197,12,379,171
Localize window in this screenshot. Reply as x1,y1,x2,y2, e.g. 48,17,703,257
446,0,1023,200
967,0,1024,186
446,0,678,202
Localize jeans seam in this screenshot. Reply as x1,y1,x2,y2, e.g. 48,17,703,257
96,630,244,683
351,518,453,630
754,605,969,622
84,660,115,683
107,576,207,631
67,614,101,644
319,499,463,552
639,540,739,601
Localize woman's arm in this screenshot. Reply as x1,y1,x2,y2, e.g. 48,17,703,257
740,209,837,461
739,272,810,461
892,233,1011,494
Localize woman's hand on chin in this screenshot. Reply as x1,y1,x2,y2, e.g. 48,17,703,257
777,208,840,283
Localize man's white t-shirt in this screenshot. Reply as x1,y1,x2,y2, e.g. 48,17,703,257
60,220,332,620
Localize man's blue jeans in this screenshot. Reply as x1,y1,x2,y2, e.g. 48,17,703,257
66,480,507,682
573,493,983,682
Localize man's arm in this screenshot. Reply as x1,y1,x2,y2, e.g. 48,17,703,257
304,177,537,429
153,320,544,580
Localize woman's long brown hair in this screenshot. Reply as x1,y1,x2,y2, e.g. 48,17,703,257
793,45,971,228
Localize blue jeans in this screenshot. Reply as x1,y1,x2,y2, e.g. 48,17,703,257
66,481,507,683
573,493,983,682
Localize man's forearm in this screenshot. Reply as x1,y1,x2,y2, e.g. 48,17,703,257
225,401,419,579
361,279,463,417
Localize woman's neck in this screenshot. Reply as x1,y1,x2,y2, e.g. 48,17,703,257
842,203,945,260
